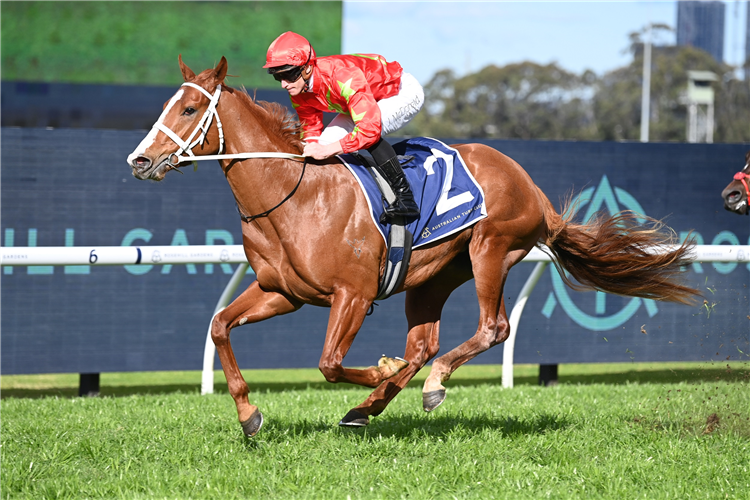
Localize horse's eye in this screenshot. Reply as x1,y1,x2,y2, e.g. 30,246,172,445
183,107,196,116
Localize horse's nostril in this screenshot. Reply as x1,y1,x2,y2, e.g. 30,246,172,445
132,156,151,169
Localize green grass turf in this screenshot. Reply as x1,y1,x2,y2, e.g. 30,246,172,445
2,363,749,499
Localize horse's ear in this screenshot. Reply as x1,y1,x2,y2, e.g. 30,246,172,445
214,56,228,84
179,54,196,82
745,150,750,163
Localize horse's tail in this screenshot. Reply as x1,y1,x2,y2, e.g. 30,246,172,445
537,188,701,305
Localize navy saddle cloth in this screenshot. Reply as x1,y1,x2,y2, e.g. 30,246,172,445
337,137,488,249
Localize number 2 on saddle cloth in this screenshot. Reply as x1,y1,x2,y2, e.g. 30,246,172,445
338,137,488,301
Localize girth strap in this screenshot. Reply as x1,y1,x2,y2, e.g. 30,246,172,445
375,222,413,300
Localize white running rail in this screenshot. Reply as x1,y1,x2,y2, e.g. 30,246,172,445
3,245,749,393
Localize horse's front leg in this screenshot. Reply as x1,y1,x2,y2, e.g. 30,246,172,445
318,287,408,390
211,280,300,437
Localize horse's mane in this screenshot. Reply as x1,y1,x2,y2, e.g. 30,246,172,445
233,87,304,154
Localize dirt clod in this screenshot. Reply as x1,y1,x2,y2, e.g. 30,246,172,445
703,413,720,434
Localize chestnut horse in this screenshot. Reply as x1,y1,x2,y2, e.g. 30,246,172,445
722,151,750,215
128,57,699,437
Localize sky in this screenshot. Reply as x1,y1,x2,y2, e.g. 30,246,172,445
342,1,749,85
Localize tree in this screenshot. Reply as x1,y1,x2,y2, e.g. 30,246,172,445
405,62,599,140
714,76,750,143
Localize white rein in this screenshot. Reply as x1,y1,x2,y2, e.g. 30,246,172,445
156,82,305,167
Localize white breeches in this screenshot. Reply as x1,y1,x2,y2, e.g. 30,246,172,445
318,72,425,146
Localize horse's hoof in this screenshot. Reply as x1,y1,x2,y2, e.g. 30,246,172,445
377,355,409,379
339,409,370,427
423,389,446,412
240,409,264,437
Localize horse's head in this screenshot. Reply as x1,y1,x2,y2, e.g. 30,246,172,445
128,56,228,181
721,151,750,215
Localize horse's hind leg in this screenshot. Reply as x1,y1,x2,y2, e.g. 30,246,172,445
423,237,528,411
211,280,301,437
340,267,470,426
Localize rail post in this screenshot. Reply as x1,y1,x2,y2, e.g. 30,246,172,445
201,262,250,395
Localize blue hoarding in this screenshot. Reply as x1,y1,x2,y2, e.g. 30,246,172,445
2,128,748,374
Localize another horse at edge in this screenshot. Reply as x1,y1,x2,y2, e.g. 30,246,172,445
127,57,700,438
722,151,750,215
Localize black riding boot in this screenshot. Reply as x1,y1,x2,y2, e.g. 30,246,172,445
367,139,420,220
375,156,420,220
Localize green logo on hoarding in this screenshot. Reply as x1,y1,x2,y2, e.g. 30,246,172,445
541,175,659,331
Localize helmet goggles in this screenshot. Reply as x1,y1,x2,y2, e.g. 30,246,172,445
268,65,305,83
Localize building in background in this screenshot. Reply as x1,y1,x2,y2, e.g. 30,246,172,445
676,1,726,62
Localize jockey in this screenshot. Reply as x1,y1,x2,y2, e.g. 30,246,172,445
264,31,424,220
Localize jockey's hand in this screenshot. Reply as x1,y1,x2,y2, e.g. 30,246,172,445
303,141,343,160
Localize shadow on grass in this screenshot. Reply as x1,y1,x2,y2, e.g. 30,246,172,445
363,412,572,439
3,367,747,399
243,412,571,445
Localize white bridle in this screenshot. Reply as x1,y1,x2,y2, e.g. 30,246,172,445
157,82,304,168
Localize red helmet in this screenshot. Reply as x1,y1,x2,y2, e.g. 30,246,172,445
263,32,316,69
